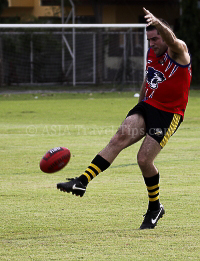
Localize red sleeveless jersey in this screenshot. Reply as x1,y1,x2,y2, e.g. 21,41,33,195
144,48,192,117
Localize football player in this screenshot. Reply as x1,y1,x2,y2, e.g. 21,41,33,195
57,7,192,229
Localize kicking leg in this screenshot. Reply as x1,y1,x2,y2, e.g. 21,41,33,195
99,113,146,163
57,113,146,196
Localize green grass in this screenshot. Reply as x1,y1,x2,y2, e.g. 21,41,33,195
0,91,200,260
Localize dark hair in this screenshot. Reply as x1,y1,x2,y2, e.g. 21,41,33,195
146,18,172,32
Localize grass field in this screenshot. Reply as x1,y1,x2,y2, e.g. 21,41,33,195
0,90,200,261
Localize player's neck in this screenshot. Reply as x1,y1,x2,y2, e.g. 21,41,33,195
156,47,168,58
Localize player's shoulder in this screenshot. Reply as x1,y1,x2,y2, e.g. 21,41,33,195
176,39,188,52
168,39,191,65
168,38,189,56
148,47,154,55
147,47,156,60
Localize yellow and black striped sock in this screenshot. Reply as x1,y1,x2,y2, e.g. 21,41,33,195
144,173,160,211
79,155,110,186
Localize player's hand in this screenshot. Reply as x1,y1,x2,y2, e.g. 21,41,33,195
143,7,159,27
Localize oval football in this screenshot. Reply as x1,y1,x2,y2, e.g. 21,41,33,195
40,147,70,173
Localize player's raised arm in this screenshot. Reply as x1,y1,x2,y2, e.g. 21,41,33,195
143,7,189,62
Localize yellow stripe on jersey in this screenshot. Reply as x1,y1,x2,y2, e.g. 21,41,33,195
90,163,101,174
160,114,181,148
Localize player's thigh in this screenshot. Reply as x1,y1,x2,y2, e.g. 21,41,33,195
137,134,161,164
116,113,146,146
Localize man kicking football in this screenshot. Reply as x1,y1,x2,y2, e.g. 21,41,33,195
57,7,192,229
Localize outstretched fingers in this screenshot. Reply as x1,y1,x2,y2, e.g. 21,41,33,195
143,7,157,27
143,7,150,15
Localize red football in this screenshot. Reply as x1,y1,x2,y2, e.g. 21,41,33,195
40,147,70,173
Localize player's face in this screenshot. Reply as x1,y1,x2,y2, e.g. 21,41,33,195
147,29,168,56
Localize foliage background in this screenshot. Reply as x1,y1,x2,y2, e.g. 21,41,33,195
176,0,200,85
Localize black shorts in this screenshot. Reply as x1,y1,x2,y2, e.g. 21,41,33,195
126,102,182,148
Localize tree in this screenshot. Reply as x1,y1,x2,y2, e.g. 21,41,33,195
0,0,8,15
177,0,200,85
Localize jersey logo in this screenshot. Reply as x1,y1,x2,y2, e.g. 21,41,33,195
147,67,166,90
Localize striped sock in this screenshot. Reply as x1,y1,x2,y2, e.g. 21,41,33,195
78,155,110,186
144,173,160,211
